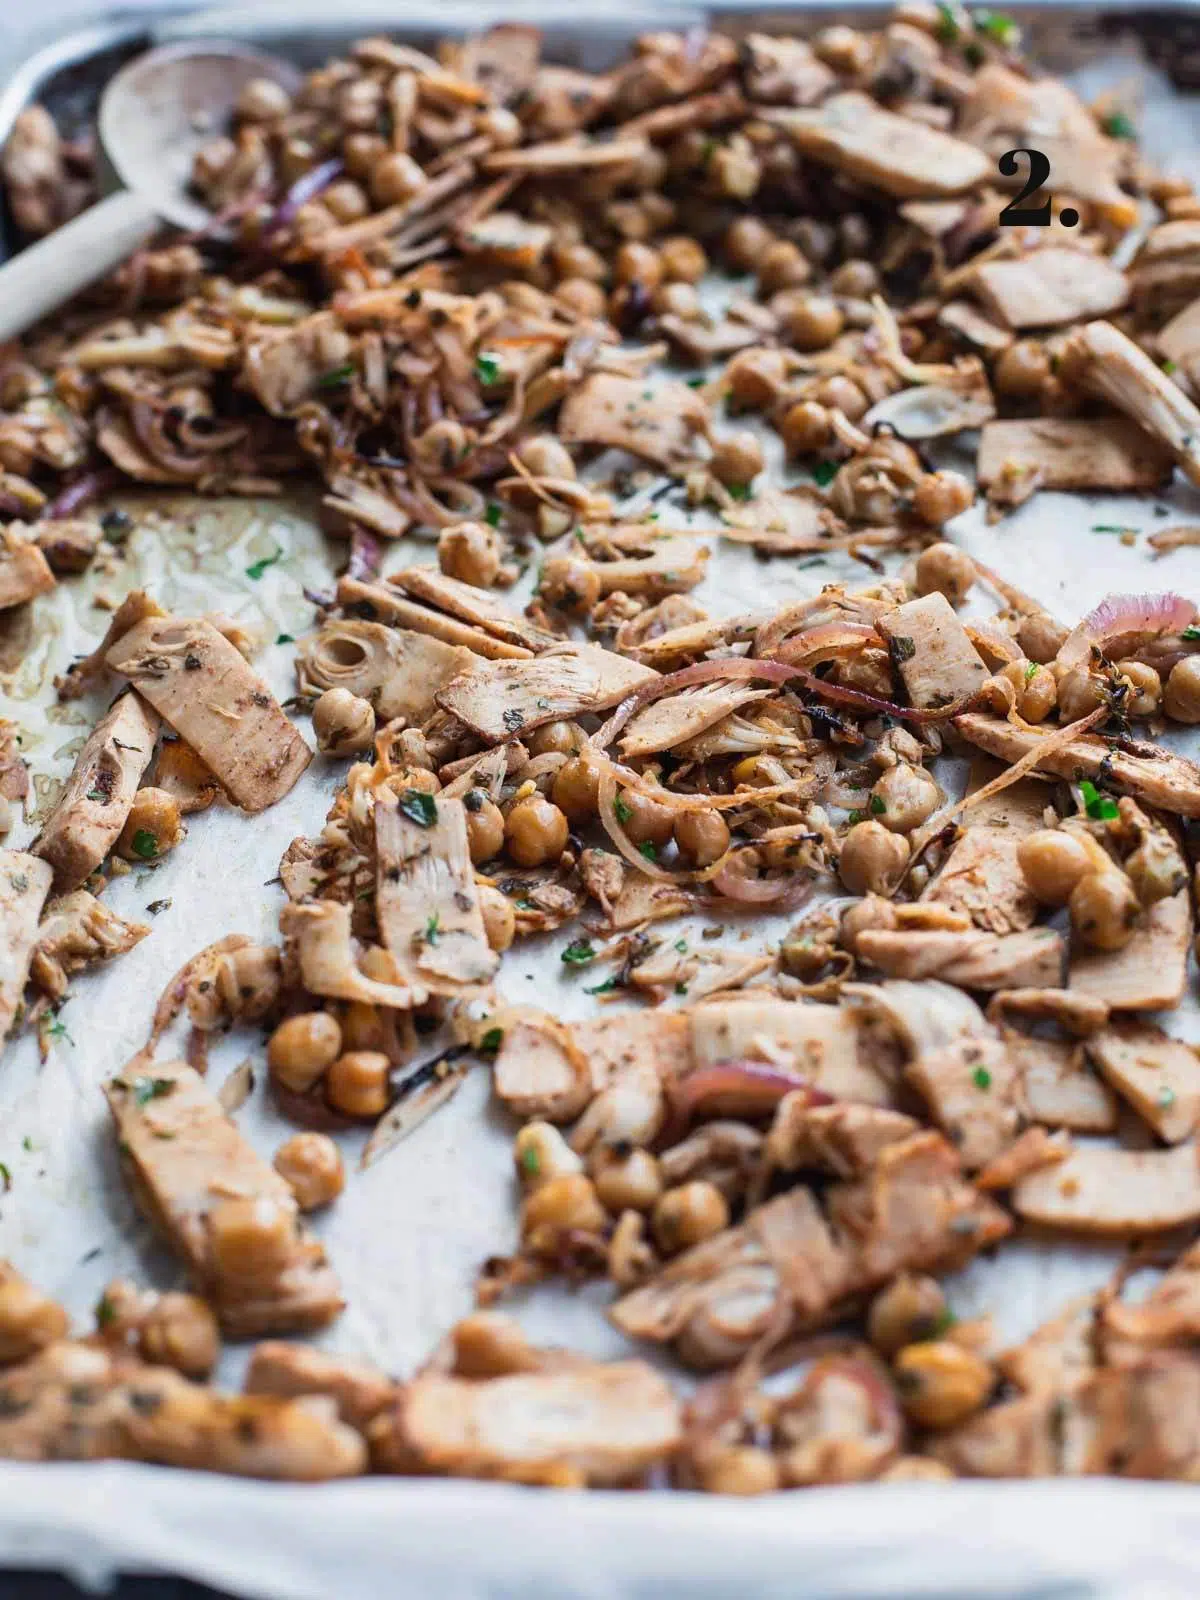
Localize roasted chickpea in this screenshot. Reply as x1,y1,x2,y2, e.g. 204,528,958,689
1116,659,1162,718
999,659,1057,723
659,235,708,283
1164,656,1200,723
340,1001,385,1054
267,1011,343,1095
592,1147,663,1213
994,339,1051,399
521,1174,607,1254
366,150,425,206
724,216,776,271
516,434,576,480
552,752,602,823
652,1181,730,1253
1068,869,1141,951
697,1446,781,1495
527,720,583,757
913,470,974,527
709,142,762,199
814,374,868,421
727,347,789,411
895,1340,994,1429
136,1291,221,1380
479,885,516,952
614,787,675,851
116,787,183,862
236,76,292,121
538,555,601,614
551,240,607,282
209,1196,297,1285
781,293,844,351
914,541,975,606
830,258,880,298
673,807,731,868
324,1050,391,1119
1125,829,1188,907
839,819,910,895
437,519,502,588
556,277,607,319
869,762,939,834
1017,610,1069,664
710,431,765,489
342,132,387,179
505,794,569,867
514,1122,584,1187
867,1274,949,1357
1016,829,1093,907
0,1274,68,1365
757,240,811,295
322,178,370,224
463,791,506,863
614,241,662,289
274,1132,345,1211
779,399,831,455
312,687,376,757
1055,667,1106,724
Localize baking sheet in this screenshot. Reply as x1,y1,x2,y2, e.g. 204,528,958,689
1,4,1200,1595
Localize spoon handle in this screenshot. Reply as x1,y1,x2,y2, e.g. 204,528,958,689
0,189,161,344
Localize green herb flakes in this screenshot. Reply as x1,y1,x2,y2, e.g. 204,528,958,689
972,1066,992,1090
890,635,917,663
1080,779,1119,821
520,1146,540,1177
476,353,501,386
0,1163,10,1192
485,502,502,528
424,913,441,946
315,362,355,390
869,795,886,816
638,841,659,862
726,483,753,502
398,788,438,828
479,1027,503,1055
1024,661,1039,684
86,787,107,803
245,543,283,580
1158,1085,1177,1109
935,0,960,40
131,1076,176,1108
585,976,619,996
561,939,596,966
131,830,159,860
973,8,1019,45
1163,359,1179,377
674,938,689,954
613,795,633,825
1182,625,1200,642
811,460,838,488
276,633,294,645
1103,111,1137,140
95,1293,116,1329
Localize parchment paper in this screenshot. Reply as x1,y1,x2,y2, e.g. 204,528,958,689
1,14,1200,1598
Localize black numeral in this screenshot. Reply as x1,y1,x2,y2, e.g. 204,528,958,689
998,148,1052,225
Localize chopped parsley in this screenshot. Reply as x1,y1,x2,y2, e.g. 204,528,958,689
585,976,619,996
561,939,596,966
130,830,159,860
726,483,753,502
686,377,707,389
398,788,438,828
973,9,1019,45
520,1146,540,1177
811,460,839,488
1090,524,1133,536
21,1137,32,1153
42,1017,73,1046
1024,660,1039,684
639,841,659,862
613,795,633,826
479,1027,504,1054
674,938,688,954
315,362,355,390
485,502,502,528
1182,625,1200,642
276,633,294,645
424,912,440,946
972,1066,993,1090
476,353,501,386
85,787,108,803
935,0,960,40
1163,359,1179,377
1080,779,1119,821
869,794,886,815
675,982,689,996
0,1163,9,1192
132,1076,176,1108
95,1292,117,1329
245,543,283,580
1103,111,1137,140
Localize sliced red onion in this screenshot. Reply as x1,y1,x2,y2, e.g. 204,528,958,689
771,622,880,667
788,667,982,725
347,525,382,583
594,656,800,752
1057,591,1197,673
43,468,117,521
710,851,805,905
265,158,344,239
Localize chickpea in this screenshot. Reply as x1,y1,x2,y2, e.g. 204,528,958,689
869,763,939,834
236,76,292,122
709,143,762,200
271,1134,342,1214
312,688,375,757
614,241,662,289
342,132,387,179
914,541,975,606
652,1181,730,1253
1164,656,1200,723
437,519,502,588
839,819,910,895
878,1455,955,1483
322,178,369,224
267,1011,343,1095
556,277,607,319
1015,829,1092,907
461,791,505,863
895,1340,994,1429
779,399,831,456
710,431,765,489
726,348,789,411
340,1001,385,1054
0,1274,69,1365
514,1122,584,1187
830,258,880,298
137,1292,221,1379
338,77,382,130
551,240,607,282
1055,667,1106,725
479,885,516,952
673,807,731,868
724,216,776,272
1115,659,1162,719
1126,829,1187,907
1017,610,1069,664
393,764,440,795
1069,869,1141,952
913,470,974,528
505,794,569,867
782,294,844,351
527,720,583,758
994,339,1051,399
867,1274,949,1357
758,240,811,295
209,1196,297,1285
552,752,602,823
658,235,708,283
324,1050,391,1119
592,1147,663,1213
614,787,675,851
814,375,868,421
521,1174,607,1254
697,1446,781,1495
516,434,576,480
999,659,1057,723
116,787,183,862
